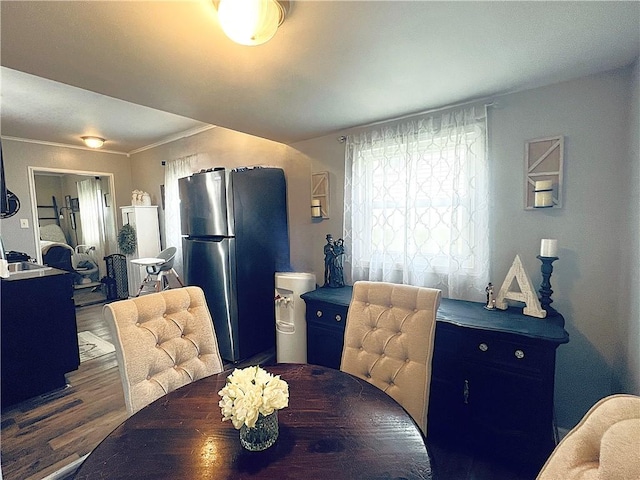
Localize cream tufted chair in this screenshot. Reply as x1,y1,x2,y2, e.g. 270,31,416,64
104,286,224,415
536,394,640,480
340,281,441,435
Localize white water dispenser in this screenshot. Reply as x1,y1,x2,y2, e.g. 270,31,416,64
274,272,316,363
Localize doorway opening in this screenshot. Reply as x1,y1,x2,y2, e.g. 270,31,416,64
28,167,118,307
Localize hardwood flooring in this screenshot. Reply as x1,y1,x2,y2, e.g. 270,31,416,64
1,303,127,480
1,301,538,480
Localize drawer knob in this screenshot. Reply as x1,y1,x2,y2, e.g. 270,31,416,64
335,314,342,322
478,343,488,352
514,349,525,359
316,310,323,317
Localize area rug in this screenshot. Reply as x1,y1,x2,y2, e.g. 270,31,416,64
77,331,115,363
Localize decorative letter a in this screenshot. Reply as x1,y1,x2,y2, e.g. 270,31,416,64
495,254,546,318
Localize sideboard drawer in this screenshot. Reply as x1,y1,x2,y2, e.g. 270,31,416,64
311,303,347,325
462,333,549,376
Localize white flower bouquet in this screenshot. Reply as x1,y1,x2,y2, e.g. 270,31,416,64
218,366,289,429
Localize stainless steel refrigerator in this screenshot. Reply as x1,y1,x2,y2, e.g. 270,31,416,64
179,167,290,362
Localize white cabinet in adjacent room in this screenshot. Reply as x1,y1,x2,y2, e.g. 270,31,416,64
120,206,161,297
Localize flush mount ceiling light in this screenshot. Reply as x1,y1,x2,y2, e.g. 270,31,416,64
81,136,105,149
215,0,289,46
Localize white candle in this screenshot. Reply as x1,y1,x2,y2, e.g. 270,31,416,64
311,199,321,217
534,180,553,207
540,239,558,257
535,180,553,191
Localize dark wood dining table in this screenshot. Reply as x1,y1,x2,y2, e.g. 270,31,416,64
75,363,433,479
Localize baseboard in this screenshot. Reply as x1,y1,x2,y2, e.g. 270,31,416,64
40,453,89,480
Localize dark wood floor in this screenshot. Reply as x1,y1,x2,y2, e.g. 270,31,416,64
1,301,539,480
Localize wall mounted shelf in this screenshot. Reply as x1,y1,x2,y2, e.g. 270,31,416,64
312,172,329,219
525,135,564,210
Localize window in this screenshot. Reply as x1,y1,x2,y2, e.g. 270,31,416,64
344,106,489,301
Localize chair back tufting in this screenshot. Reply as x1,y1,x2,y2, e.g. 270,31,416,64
536,394,640,480
104,286,223,415
340,281,441,435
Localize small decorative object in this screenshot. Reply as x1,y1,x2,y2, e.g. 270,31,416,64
539,238,558,257
117,223,137,255
218,366,289,451
311,172,329,219
495,254,546,318
525,135,564,209
311,198,322,218
534,180,553,208
484,282,496,310
537,239,559,316
323,234,345,288
131,189,151,206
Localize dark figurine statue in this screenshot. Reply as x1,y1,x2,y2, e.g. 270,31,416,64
323,234,345,288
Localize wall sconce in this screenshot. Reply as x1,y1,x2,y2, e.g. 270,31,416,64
525,135,564,209
534,180,553,208
311,199,322,218
215,0,289,46
81,136,105,149
311,172,329,219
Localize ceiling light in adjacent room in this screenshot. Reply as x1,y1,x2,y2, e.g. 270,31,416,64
81,136,105,149
216,0,288,46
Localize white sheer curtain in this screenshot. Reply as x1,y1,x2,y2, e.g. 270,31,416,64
77,177,106,277
164,154,196,277
344,105,489,301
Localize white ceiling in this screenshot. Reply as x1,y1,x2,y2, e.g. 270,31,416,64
1,1,639,154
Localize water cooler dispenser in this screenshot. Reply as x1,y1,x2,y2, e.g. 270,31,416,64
274,272,316,363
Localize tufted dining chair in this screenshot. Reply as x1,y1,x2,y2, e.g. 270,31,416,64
104,286,224,415
340,281,441,435
536,394,640,480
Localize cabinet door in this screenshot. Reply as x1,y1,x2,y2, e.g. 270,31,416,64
465,363,540,441
458,328,556,469
428,323,470,441
307,321,344,369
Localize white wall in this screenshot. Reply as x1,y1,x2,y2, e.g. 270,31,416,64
290,65,639,429
623,59,640,394
288,135,347,284
489,67,633,427
0,140,132,259
128,126,315,275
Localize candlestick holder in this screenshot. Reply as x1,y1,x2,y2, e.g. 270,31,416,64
537,255,559,316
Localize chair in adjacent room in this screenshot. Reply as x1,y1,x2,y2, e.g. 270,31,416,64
104,285,224,415
133,246,184,296
536,394,640,480
340,280,442,435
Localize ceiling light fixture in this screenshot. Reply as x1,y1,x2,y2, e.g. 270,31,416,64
215,0,289,46
81,136,105,149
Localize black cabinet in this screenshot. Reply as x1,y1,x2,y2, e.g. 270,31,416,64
1,268,80,408
302,287,351,370
302,287,569,470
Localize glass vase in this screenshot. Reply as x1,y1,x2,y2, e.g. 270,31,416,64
239,411,279,451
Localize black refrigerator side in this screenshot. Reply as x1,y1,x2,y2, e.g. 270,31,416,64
231,167,291,361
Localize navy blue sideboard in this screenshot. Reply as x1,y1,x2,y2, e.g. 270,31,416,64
302,285,569,470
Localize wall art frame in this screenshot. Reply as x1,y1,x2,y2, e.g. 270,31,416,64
524,135,564,210
311,172,329,219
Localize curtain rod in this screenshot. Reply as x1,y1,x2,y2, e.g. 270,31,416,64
338,96,497,142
